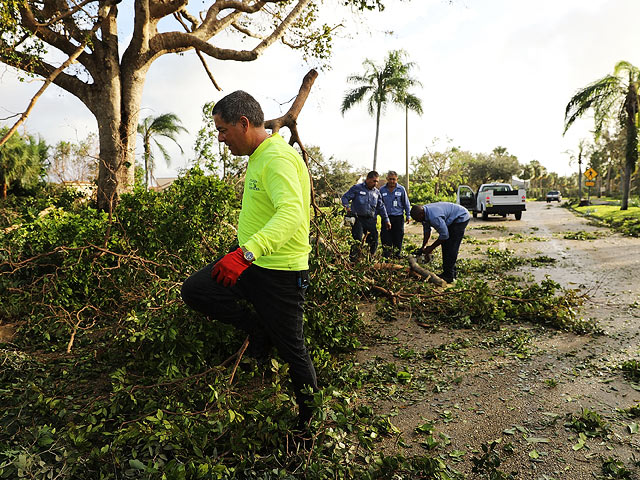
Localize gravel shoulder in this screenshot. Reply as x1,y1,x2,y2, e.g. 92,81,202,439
358,201,640,478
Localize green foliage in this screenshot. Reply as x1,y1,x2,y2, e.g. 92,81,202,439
565,408,610,438
193,101,246,182
463,147,521,188
307,145,359,206
601,457,635,480
409,182,455,205
0,127,48,197
48,133,98,184
573,204,640,237
471,440,517,480
620,359,640,382
562,229,602,240
618,403,640,418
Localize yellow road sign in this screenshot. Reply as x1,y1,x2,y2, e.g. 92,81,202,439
584,168,598,180
585,181,595,187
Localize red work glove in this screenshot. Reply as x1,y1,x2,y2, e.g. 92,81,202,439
211,248,252,287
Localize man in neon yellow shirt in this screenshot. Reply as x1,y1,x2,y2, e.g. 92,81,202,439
181,91,317,432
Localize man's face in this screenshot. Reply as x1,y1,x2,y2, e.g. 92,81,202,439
213,114,249,156
365,176,379,189
386,175,398,188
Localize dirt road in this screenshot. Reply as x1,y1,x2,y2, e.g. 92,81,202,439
361,201,640,478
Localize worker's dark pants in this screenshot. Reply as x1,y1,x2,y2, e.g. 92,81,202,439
441,219,469,282
350,215,378,261
181,261,317,422
381,215,405,258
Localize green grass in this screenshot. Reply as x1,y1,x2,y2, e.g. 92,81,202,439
573,205,640,236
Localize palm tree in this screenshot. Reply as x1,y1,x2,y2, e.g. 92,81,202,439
564,61,640,210
341,50,420,171
137,113,188,188
394,77,423,194
0,128,46,199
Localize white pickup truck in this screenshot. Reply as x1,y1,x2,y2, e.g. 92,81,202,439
457,183,526,220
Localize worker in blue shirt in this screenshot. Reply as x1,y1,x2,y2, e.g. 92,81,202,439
342,171,391,261
410,202,470,284
379,171,411,259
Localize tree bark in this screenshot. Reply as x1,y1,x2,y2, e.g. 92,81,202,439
405,102,409,194
373,99,381,172
92,74,144,212
622,80,639,210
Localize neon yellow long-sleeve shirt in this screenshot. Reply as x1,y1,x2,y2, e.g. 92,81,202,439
239,133,311,271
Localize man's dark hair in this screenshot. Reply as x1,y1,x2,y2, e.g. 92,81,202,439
366,171,379,179
410,205,424,221
212,90,264,127
387,170,398,177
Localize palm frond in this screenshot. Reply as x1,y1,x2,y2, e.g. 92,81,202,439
614,60,640,81
153,139,171,167
564,75,621,135
404,93,423,115
341,86,372,114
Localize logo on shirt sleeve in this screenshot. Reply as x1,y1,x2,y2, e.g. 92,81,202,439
247,178,260,191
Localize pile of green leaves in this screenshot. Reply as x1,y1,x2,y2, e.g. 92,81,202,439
0,169,465,479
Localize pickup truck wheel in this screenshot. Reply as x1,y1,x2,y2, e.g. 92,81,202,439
514,212,522,220
472,211,477,219
481,209,488,220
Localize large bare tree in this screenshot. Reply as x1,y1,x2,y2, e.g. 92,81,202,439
0,0,386,212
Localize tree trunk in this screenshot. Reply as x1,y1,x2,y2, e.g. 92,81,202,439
622,80,639,211
1,181,6,199
92,63,148,212
621,162,631,210
405,103,409,194
95,112,137,213
373,100,381,172
144,142,150,188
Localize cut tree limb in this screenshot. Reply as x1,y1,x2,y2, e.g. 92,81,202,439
408,255,449,287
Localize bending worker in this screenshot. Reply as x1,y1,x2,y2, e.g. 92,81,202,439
342,171,391,261
410,202,470,284
379,170,411,258
181,91,317,432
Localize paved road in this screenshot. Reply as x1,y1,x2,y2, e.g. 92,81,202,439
376,201,640,477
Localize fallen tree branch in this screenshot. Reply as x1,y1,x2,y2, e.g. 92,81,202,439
408,255,449,287
370,285,398,306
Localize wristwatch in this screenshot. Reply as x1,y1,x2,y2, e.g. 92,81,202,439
240,246,255,262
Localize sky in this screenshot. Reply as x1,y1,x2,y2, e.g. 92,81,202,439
2,0,640,183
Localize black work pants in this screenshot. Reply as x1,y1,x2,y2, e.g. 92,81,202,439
350,215,378,261
441,219,469,282
381,215,405,258
181,261,317,421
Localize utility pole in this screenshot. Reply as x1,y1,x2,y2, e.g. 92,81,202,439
577,145,583,199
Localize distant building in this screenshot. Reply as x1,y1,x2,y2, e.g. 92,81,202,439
61,181,96,198
151,177,177,192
